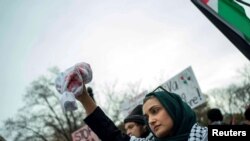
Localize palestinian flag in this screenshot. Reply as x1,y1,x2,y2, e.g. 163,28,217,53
202,0,250,42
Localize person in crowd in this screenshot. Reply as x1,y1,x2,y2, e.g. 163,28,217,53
76,85,208,141
240,105,250,125
124,104,150,138
207,108,227,125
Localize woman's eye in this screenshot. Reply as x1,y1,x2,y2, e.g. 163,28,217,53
151,108,159,114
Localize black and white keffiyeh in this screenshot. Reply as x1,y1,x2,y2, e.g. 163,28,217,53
130,123,208,141
188,123,208,141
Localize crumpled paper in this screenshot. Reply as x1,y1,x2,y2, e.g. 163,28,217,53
55,62,92,112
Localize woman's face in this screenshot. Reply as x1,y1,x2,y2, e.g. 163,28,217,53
124,122,145,137
143,97,174,138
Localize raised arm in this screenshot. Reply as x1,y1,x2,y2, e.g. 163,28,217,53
75,85,130,141
75,85,153,141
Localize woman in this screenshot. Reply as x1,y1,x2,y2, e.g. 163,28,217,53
142,86,207,141
76,85,207,141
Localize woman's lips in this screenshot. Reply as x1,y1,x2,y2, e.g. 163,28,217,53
153,125,160,132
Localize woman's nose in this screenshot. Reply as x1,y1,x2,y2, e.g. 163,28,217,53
148,116,156,125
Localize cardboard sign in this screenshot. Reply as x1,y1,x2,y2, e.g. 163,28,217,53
120,90,148,117
72,125,100,141
161,66,206,109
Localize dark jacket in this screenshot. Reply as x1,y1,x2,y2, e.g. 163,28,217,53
84,107,154,141
84,106,131,141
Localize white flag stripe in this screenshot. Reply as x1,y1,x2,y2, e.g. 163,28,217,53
207,0,218,12
235,0,250,19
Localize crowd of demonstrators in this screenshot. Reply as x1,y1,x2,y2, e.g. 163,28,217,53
76,85,208,141
124,104,151,138
206,106,250,126
206,108,228,125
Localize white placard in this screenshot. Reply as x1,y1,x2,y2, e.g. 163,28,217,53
161,66,206,109
120,90,147,117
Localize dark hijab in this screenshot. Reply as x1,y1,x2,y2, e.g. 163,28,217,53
143,86,196,141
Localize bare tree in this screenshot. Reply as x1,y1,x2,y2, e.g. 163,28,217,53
95,80,145,125
226,64,250,114
202,64,250,124
2,67,146,140
2,67,85,141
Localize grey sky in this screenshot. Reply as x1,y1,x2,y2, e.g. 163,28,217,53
0,0,249,135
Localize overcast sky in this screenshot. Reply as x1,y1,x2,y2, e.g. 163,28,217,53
0,0,249,132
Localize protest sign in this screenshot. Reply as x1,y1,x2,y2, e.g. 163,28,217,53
161,66,206,109
120,90,147,117
72,125,100,141
121,66,205,115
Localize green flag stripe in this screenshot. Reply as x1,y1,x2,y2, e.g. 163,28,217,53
218,0,250,42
